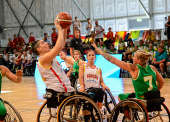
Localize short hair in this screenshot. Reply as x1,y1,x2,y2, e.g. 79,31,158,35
140,40,143,42
52,28,56,30
87,18,90,20
149,44,153,47
18,50,23,54
157,45,164,49
14,34,16,36
30,32,33,34
44,33,48,36
31,40,40,55
75,17,78,19
111,44,114,47
18,34,20,36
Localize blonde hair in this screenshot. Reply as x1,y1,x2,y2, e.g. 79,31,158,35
136,50,151,67
74,50,81,55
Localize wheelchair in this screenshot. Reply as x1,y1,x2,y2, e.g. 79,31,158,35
2,100,23,122
109,90,170,122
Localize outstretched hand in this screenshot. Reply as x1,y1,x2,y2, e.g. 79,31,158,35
54,19,62,31
91,42,97,49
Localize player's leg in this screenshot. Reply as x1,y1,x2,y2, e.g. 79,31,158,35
97,88,104,110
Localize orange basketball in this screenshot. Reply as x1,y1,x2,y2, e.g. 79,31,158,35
56,12,72,29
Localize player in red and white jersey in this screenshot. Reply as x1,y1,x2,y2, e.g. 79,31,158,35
32,19,74,97
79,49,109,112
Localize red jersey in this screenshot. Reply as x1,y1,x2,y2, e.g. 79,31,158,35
13,38,18,45
16,56,21,64
107,31,113,39
8,42,15,48
51,32,58,43
18,37,25,44
29,36,35,43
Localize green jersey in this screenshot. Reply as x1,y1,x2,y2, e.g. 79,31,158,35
73,59,81,76
132,65,157,99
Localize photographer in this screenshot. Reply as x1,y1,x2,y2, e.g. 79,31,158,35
165,15,170,43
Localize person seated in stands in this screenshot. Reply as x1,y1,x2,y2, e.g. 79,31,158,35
109,45,118,54
124,40,134,62
22,42,26,51
118,37,126,54
6,38,15,53
104,27,114,49
145,30,158,44
132,46,138,59
97,40,106,53
43,33,52,46
149,40,157,51
10,49,18,72
138,40,147,51
3,50,9,67
17,34,25,44
147,44,155,65
15,51,23,70
21,51,32,73
13,34,18,47
151,45,168,78
29,32,35,45
160,43,167,51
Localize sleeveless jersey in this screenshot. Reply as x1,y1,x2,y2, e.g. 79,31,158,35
132,65,157,99
86,23,91,35
0,70,2,94
74,21,80,29
83,64,101,90
51,32,58,43
72,59,81,76
37,57,74,92
65,57,74,69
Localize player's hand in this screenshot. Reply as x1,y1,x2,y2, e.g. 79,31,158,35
54,19,62,31
79,86,85,92
16,70,23,77
91,42,97,49
66,72,70,77
103,85,110,91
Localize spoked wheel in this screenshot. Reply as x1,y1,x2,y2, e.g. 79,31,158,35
37,100,58,122
109,99,149,122
148,103,170,122
4,100,23,122
57,95,102,122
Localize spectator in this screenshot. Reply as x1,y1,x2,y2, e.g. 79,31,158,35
51,28,58,46
97,41,106,52
147,44,155,64
151,46,168,77
160,43,166,51
104,27,114,49
132,46,138,59
138,40,147,50
13,34,18,47
6,38,15,53
17,34,25,44
165,15,170,43
14,51,23,70
66,34,72,47
43,33,52,46
67,27,71,35
73,17,81,32
3,50,9,67
145,30,158,44
85,18,92,42
149,40,157,51
118,37,126,54
21,51,32,72
94,21,105,46
22,42,26,51
124,40,134,62
109,45,118,54
70,29,85,60
9,49,18,72
29,32,35,44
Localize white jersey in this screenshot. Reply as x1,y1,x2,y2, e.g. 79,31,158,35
74,21,80,30
83,64,101,90
37,57,74,92
65,57,74,69
86,23,92,35
94,25,104,38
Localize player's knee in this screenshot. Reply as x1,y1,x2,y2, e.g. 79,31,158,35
159,63,164,67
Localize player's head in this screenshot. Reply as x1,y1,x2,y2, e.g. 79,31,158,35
32,40,50,55
74,50,81,60
74,28,80,39
133,50,151,67
59,51,67,60
86,49,96,63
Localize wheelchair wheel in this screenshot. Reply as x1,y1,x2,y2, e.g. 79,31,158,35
74,79,80,91
4,100,23,122
37,100,58,122
109,99,149,122
148,103,170,122
57,95,102,122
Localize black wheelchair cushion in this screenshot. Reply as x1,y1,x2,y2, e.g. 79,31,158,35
76,91,93,100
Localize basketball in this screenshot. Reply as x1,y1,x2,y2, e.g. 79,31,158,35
56,12,72,29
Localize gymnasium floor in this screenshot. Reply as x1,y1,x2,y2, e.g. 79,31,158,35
1,76,170,122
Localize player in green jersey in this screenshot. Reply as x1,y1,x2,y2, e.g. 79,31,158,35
0,66,22,122
91,42,164,101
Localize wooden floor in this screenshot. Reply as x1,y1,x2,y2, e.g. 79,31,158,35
1,76,170,122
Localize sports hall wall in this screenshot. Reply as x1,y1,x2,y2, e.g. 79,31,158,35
1,0,170,42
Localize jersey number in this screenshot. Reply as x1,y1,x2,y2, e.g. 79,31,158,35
144,76,153,91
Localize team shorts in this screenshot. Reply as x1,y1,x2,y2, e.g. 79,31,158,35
95,38,103,42
118,93,135,101
0,98,6,121
86,87,104,103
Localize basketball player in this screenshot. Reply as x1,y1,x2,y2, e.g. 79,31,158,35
69,50,86,87
79,49,109,114
59,51,74,76
32,19,74,108
91,42,164,101
73,17,81,32
0,66,22,121
51,28,58,46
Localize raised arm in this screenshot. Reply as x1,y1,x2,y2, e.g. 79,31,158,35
40,20,67,65
91,42,136,72
79,64,85,92
1,66,22,83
